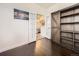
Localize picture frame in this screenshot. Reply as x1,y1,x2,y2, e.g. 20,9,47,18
14,8,29,20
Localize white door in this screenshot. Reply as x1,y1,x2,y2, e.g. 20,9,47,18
29,13,36,43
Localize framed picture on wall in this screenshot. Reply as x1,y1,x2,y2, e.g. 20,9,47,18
14,8,29,20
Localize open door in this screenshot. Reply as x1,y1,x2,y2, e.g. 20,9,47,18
36,14,45,40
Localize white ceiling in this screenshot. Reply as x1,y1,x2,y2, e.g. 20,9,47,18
36,3,56,9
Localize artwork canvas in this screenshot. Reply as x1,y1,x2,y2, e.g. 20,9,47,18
14,9,29,20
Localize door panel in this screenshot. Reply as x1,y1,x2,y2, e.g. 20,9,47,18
51,12,60,44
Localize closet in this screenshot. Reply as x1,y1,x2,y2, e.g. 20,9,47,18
51,4,79,53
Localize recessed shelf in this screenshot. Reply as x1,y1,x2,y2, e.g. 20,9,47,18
61,36,73,40
60,22,79,25
61,30,73,33
61,42,73,48
74,22,79,24
60,22,74,25
60,7,79,53
61,31,79,34
74,31,79,34
74,39,79,42
61,13,79,18
73,47,79,52
61,44,73,51
61,38,73,42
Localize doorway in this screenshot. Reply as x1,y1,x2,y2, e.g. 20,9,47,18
36,14,45,41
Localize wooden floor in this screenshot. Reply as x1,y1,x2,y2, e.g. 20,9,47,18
0,38,79,56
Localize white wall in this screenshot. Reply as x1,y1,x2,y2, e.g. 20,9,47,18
0,3,45,53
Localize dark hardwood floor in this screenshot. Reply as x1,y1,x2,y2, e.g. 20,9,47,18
0,38,79,56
